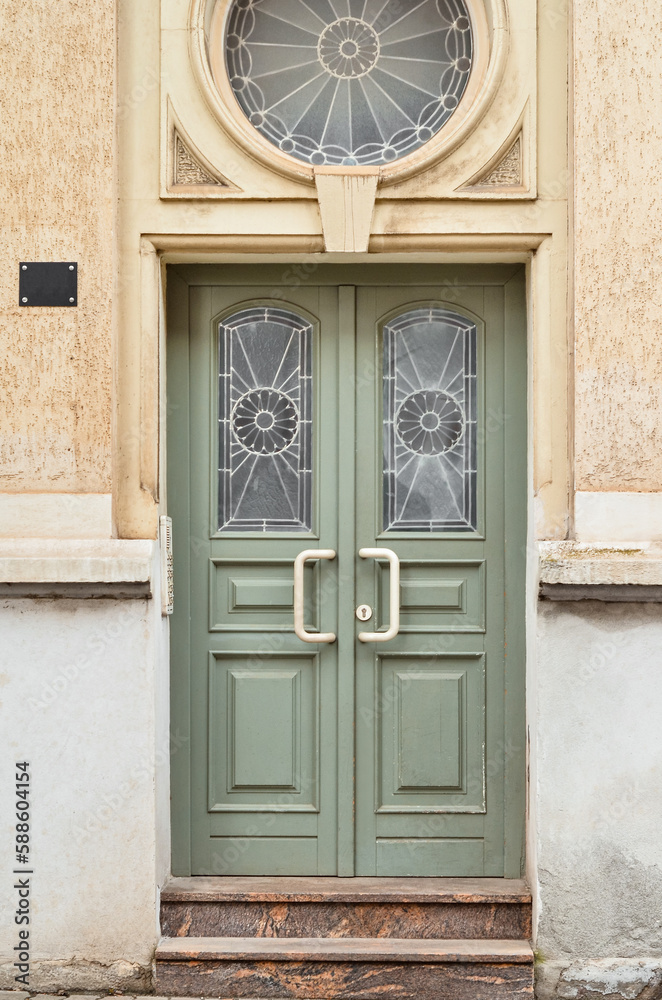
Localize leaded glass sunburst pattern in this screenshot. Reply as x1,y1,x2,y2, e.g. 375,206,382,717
218,307,312,532
383,308,477,532
225,0,474,166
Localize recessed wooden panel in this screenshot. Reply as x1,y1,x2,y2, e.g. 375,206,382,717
376,654,485,814
401,580,464,610
208,837,319,876
397,672,462,790
209,559,317,632
231,579,294,609
231,671,297,789
378,560,485,632
208,652,319,812
376,838,485,876
209,812,319,837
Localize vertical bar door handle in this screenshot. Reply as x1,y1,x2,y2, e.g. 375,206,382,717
357,547,400,642
294,549,337,643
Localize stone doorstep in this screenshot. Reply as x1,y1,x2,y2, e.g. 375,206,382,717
160,899,532,941
160,876,533,941
156,965,534,998
160,875,532,904
156,936,534,963
155,938,534,999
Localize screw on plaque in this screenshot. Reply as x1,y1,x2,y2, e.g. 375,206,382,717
19,261,77,307
356,604,373,622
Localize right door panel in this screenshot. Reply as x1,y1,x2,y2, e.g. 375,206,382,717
353,278,526,876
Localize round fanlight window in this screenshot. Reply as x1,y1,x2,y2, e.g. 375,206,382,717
222,0,475,167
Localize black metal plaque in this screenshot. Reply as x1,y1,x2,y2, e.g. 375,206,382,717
19,262,77,307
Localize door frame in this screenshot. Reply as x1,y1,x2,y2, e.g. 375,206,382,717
165,261,528,878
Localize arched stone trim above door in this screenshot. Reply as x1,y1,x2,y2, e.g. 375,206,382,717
188,0,509,186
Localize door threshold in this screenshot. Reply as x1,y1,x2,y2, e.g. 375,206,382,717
162,876,531,903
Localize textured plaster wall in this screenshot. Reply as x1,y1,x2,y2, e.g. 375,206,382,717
574,0,662,491
0,0,114,492
0,595,168,990
535,603,662,970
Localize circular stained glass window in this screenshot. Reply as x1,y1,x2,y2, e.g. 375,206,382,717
225,0,474,167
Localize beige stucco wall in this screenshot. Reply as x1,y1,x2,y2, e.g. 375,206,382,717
0,0,114,494
574,0,662,493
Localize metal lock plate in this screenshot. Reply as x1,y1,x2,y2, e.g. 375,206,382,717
356,604,373,622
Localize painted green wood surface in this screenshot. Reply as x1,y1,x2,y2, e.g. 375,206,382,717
167,265,527,878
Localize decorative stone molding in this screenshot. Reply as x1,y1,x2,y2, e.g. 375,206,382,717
314,169,378,253
474,135,522,188
174,131,225,187
461,132,525,191
539,541,662,602
0,539,154,599
164,101,240,197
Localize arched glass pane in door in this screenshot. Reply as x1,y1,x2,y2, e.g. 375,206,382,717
383,307,477,531
225,0,474,166
218,306,312,532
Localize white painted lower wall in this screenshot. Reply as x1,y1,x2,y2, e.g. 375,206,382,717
0,568,170,991
2,573,662,996
535,601,662,997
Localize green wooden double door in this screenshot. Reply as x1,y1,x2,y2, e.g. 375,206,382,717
168,264,526,878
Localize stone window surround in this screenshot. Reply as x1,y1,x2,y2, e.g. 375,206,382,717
197,0,502,186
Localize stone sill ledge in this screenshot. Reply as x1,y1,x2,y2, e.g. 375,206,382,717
0,539,154,598
539,542,662,601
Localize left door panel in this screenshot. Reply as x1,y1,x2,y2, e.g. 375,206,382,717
168,279,341,875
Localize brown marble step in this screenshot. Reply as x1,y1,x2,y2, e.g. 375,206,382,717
155,935,534,998
160,877,532,940
162,876,531,902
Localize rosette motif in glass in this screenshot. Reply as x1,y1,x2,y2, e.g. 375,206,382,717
383,307,477,531
225,0,474,166
218,307,312,532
